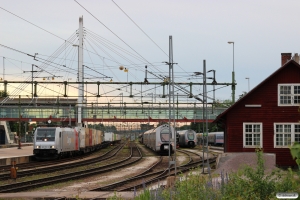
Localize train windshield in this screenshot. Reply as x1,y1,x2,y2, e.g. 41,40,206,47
161,128,172,142
36,129,55,141
187,131,194,140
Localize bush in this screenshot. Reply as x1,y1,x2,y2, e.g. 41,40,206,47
222,149,300,200
126,148,300,200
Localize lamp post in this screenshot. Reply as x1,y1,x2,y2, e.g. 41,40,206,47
245,77,250,92
228,41,235,103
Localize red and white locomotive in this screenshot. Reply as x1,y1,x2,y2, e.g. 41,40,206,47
33,126,105,160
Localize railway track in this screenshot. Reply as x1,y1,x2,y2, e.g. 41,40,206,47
0,142,112,173
120,156,217,192
0,142,123,181
0,142,144,193
91,147,216,192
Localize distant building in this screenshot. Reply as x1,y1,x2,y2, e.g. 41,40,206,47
214,53,300,167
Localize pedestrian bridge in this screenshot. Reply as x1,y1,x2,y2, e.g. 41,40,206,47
0,97,226,123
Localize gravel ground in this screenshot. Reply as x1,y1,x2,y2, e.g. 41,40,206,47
35,143,189,192
213,152,277,175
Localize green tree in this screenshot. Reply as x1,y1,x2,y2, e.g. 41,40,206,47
190,122,223,133
238,91,248,99
214,99,234,108
178,124,191,130
0,90,8,97
290,142,300,170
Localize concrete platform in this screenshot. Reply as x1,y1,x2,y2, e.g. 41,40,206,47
0,144,34,166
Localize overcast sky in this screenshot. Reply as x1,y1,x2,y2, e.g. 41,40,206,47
1,0,300,104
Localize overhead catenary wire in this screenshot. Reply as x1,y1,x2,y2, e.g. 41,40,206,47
111,0,169,58
0,32,78,104
1,5,217,105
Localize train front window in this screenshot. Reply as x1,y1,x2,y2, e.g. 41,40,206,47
187,131,194,140
161,128,171,142
36,129,55,141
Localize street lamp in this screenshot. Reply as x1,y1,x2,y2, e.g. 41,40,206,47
246,77,250,92
228,41,235,103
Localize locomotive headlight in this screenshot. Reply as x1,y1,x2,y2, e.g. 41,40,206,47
50,146,55,149
36,146,40,149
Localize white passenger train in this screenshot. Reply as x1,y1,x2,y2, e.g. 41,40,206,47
177,129,197,148
143,124,175,155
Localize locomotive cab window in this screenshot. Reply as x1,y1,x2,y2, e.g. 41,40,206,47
36,128,56,141
187,131,194,140
160,128,171,142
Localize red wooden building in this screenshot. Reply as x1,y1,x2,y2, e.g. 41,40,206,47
214,53,300,167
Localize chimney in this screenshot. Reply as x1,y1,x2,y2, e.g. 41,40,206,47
292,53,299,64
281,53,292,67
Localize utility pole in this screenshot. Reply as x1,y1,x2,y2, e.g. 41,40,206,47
18,95,21,149
202,60,206,173
3,57,4,80
77,16,84,127
167,36,177,179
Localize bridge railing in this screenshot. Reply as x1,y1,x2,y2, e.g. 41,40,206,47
0,106,227,120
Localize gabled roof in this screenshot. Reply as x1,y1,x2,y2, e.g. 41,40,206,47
214,59,300,123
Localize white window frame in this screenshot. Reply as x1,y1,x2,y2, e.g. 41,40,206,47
278,84,300,106
274,123,300,148
243,123,263,148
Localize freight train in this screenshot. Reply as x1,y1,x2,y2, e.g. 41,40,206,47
177,129,197,148
142,124,175,155
104,132,121,145
33,126,120,160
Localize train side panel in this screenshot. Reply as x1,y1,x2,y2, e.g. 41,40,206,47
85,128,89,147
89,129,93,147
92,129,96,146
96,130,100,145
75,127,85,150
99,130,104,143
61,128,78,152
115,133,121,141
105,132,113,141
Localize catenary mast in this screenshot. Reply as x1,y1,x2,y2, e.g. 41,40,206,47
77,16,84,126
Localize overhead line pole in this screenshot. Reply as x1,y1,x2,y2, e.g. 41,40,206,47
23,64,41,98
77,16,84,127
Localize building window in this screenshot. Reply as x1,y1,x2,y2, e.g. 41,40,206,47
274,123,300,148
243,123,262,148
278,84,300,106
